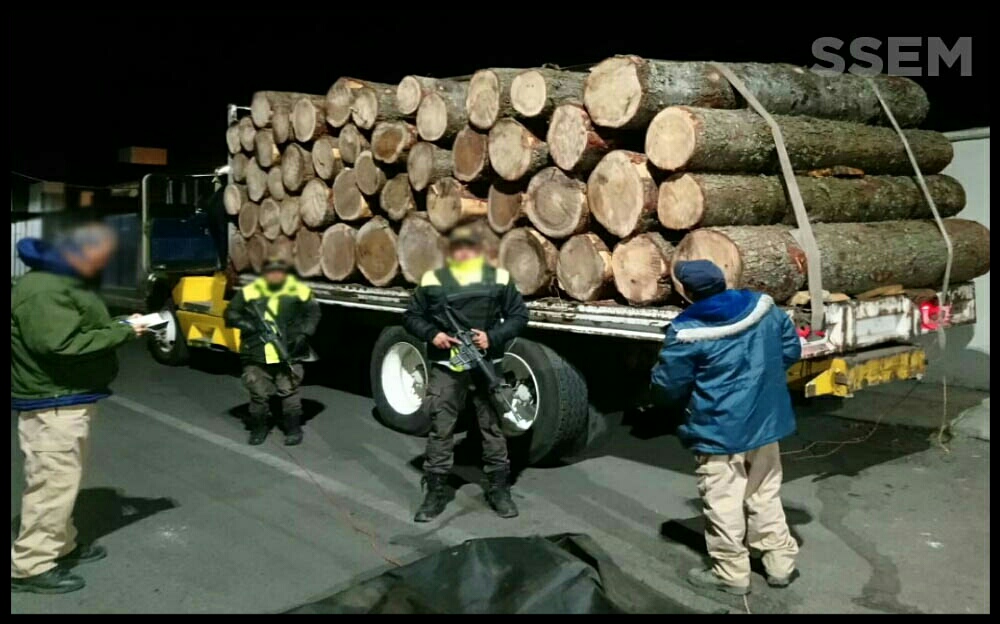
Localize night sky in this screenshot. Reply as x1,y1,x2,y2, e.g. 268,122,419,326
9,11,989,187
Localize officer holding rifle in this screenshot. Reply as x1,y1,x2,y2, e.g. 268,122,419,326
403,226,529,522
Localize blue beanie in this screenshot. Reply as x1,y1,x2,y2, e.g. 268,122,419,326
675,260,727,300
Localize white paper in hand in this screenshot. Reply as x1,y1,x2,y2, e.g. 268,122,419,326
125,312,169,329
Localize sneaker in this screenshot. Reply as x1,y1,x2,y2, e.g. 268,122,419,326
56,543,107,566
11,568,85,594
687,567,750,596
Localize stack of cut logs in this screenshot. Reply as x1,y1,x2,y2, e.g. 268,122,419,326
226,56,990,306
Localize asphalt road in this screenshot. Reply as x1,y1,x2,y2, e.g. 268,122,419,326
11,342,990,614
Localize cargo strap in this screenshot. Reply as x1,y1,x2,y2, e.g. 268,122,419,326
710,62,826,332
866,78,953,351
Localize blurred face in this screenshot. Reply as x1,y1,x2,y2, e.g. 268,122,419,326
63,238,117,279
449,244,481,263
264,268,287,286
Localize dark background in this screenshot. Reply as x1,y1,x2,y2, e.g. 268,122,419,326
9,11,989,187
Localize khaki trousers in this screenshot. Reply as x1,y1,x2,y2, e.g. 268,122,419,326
695,441,799,586
11,404,94,578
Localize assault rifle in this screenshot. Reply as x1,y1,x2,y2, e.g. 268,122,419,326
246,302,291,363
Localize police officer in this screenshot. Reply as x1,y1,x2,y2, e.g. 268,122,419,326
403,226,529,522
225,255,321,446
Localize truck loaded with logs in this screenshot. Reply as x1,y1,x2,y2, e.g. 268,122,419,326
146,56,989,466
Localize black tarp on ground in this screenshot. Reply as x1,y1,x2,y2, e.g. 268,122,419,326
287,534,707,614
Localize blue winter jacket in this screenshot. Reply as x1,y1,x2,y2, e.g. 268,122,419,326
650,289,802,455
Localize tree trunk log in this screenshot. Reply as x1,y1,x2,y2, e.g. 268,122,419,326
338,123,369,165
311,135,344,181
372,121,418,164
498,227,558,296
251,91,324,128
510,68,587,119
583,56,928,130
281,143,315,192
407,142,452,191
645,106,953,174
466,68,523,130
672,219,990,302
397,76,467,116
522,167,589,239
293,227,322,277
300,178,337,229
325,77,370,129
259,198,282,241
380,173,417,221
270,235,294,266
356,216,400,286
452,126,493,183
427,177,488,232
239,201,261,238
272,107,293,144
587,150,659,238
238,117,257,152
332,168,372,221
230,232,250,272
355,150,387,195
224,184,248,216
230,153,249,183
557,233,613,302
320,223,358,282
658,173,967,230
488,119,549,182
226,124,241,155
254,129,281,167
266,166,287,200
245,158,269,202
467,219,501,266
398,212,447,283
352,81,404,130
416,82,469,142
280,196,301,236
487,182,525,234
292,97,327,142
548,103,615,174
247,235,269,273
611,232,674,305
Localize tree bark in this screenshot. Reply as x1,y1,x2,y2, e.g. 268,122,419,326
226,124,241,155
557,233,613,302
510,68,587,119
245,158,269,202
272,107,293,144
416,82,469,142
522,167,589,239
498,227,558,296
247,235,269,273
371,121,418,164
266,166,287,200
488,119,549,182
269,235,294,266
427,177,488,231
407,142,452,191
239,201,261,238
320,223,358,282
587,150,659,238
398,213,447,283
332,168,372,221
259,198,282,241
238,117,257,152
281,143,315,192
548,103,615,174
300,178,337,229
356,216,400,286
611,232,674,305
230,153,249,183
292,97,327,142
293,227,322,277
338,123,370,165
355,150,387,195
380,173,417,221
230,231,250,272
672,219,990,302
251,91,324,128
311,135,344,181
583,56,929,130
645,106,953,174
466,68,523,130
487,181,525,234
352,81,405,130
452,126,493,183
254,129,281,167
658,173,967,230
280,196,301,236
224,184,248,216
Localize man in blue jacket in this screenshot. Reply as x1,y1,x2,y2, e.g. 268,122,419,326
651,260,802,596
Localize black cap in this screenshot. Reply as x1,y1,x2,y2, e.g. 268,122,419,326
448,225,481,248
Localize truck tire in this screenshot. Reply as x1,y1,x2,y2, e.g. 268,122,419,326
371,326,432,435
505,339,590,465
147,306,190,366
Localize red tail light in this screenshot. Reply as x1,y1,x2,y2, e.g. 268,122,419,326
920,299,952,331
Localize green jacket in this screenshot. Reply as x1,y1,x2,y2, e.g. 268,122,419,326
11,271,135,401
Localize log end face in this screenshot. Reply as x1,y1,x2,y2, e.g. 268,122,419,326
487,183,523,234
427,178,462,231
488,119,533,181
320,223,359,282
557,234,611,301
380,174,416,221
611,234,674,306
416,92,448,142
351,87,379,130
548,104,588,171
671,229,743,301
326,79,355,128
453,127,488,182
646,107,698,171
510,70,547,118
407,142,434,191
292,98,319,142
250,92,271,128
466,70,501,130
498,227,556,296
527,168,588,239
657,174,704,230
586,150,653,238
332,169,369,221
397,76,424,116
583,56,642,129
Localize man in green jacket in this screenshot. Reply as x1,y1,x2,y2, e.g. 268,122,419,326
11,224,146,594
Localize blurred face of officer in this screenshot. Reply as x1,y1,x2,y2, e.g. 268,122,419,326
63,237,117,279
264,267,288,288
449,242,482,263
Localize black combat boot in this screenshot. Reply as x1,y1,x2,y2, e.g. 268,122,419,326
414,474,450,522
485,469,519,518
248,425,269,446
284,414,303,446
11,568,85,594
